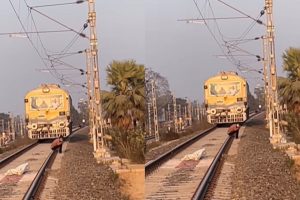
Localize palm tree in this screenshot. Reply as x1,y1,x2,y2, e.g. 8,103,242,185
102,60,145,129
278,47,300,112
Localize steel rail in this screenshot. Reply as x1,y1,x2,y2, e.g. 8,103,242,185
192,111,261,199
0,141,38,168
23,150,56,200
23,125,83,199
192,135,234,200
145,126,216,176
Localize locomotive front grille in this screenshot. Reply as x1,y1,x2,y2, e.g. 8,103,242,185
29,128,69,139
209,113,246,124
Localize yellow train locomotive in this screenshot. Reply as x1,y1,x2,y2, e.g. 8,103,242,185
25,84,72,139
204,71,249,124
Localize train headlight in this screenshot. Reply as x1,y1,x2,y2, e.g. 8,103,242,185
211,109,216,115
236,107,243,113
59,122,65,128
32,123,38,130
237,97,243,102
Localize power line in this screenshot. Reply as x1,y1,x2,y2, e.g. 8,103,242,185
28,6,88,38
192,0,236,65
8,0,53,75
216,0,265,25
30,0,86,8
0,30,72,36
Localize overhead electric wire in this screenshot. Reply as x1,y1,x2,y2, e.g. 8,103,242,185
30,0,86,8
205,0,265,70
8,0,87,95
28,6,87,38
0,29,72,36
25,0,89,86
8,0,57,77
27,4,63,79
53,25,87,60
192,0,237,66
216,0,265,26
45,58,85,73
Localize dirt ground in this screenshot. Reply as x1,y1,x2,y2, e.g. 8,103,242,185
117,164,145,200
294,158,300,182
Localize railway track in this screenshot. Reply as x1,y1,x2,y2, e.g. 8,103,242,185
0,126,81,200
145,113,258,200
145,127,229,199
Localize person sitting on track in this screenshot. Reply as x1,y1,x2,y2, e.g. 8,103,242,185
227,124,240,139
51,135,64,153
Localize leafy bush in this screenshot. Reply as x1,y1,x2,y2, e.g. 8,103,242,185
109,128,145,164
285,113,300,144
160,131,179,141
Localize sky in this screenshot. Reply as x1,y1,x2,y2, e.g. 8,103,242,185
145,0,300,102
0,0,299,115
0,0,145,115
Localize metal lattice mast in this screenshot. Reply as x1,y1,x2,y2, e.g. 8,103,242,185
10,113,15,140
262,36,270,126
1,119,4,133
168,104,171,122
188,99,192,126
20,119,24,136
178,105,181,120
87,0,105,153
85,49,93,136
196,101,200,121
147,102,152,136
173,94,178,133
265,0,281,140
151,80,159,141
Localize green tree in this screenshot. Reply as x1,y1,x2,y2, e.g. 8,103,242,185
278,47,300,112
102,60,145,163
102,60,145,129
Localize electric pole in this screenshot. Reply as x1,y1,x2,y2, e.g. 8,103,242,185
20,119,24,136
148,102,152,136
151,80,159,141
85,49,93,139
265,0,281,142
188,99,192,126
1,119,4,133
10,113,15,141
196,101,200,121
168,104,171,122
262,35,270,127
173,94,178,133
87,0,107,157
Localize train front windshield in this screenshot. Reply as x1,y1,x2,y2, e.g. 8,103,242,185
30,95,64,110
209,82,241,97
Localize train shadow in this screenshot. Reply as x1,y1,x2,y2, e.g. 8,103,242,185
69,134,88,143
245,118,265,127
